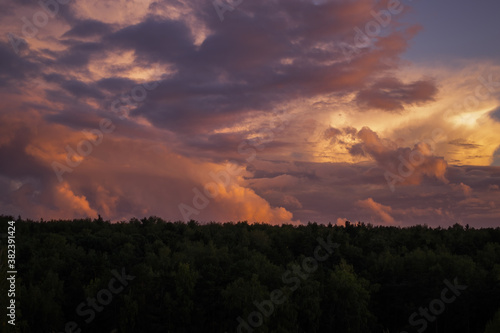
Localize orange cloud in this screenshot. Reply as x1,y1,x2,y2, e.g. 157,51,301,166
55,182,98,217
356,197,395,224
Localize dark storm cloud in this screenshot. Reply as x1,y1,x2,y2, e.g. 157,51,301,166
62,19,113,38
0,41,38,86
43,109,103,130
180,134,294,163
60,79,105,99
356,76,438,111
492,147,500,166
184,133,247,154
105,17,195,63
0,119,60,217
490,106,500,122
0,126,50,180
127,70,289,134
446,165,500,190
55,41,105,68
87,0,423,136
324,126,358,144
96,77,139,93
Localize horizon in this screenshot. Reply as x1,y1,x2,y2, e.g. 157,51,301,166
2,215,494,231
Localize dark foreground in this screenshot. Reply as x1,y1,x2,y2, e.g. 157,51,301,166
1,215,500,333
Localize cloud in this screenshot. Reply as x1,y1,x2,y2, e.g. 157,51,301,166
492,146,500,166
324,126,357,144
451,182,472,197
203,182,297,224
282,195,303,209
356,198,395,224
0,108,296,223
81,0,427,137
96,77,139,93
62,19,114,38
489,106,500,122
105,17,195,63
350,127,448,187
55,182,98,217
356,76,438,111
0,41,38,86
0,0,499,228
60,79,106,99
247,174,301,191
55,41,106,68
448,139,482,150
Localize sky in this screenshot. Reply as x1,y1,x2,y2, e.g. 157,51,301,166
1,0,500,227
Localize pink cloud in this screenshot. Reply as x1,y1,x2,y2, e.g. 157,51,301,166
351,127,448,189
356,197,395,224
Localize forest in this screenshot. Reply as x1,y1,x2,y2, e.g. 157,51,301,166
1,215,500,333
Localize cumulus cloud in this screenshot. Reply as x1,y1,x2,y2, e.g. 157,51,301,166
451,182,472,197
350,127,448,189
356,198,395,224
55,182,98,217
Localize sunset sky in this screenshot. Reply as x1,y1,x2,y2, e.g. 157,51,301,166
1,0,500,227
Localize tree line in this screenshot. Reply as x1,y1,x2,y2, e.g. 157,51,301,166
1,215,499,333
